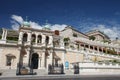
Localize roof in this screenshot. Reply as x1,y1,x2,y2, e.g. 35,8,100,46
86,30,110,39
61,26,89,38
7,29,19,37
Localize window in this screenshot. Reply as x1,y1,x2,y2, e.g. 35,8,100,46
6,56,12,66
73,33,78,37
23,33,28,42
46,36,49,45
32,34,36,43
37,35,42,43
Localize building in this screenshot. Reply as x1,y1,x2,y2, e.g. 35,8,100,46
0,22,120,73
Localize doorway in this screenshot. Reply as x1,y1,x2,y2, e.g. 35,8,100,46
31,53,39,69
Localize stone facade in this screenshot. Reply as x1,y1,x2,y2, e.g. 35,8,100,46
0,24,120,70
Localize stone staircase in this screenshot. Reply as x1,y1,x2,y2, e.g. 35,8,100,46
1,69,17,77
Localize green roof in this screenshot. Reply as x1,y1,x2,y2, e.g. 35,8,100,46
23,21,30,27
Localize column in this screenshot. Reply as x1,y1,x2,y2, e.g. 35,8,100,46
97,46,99,52
41,52,45,69
4,29,7,40
116,48,119,55
84,44,86,50
24,49,29,64
105,48,107,54
88,45,90,50
79,43,81,50
35,34,38,45
93,46,95,50
0,49,3,68
27,32,31,45
49,36,53,45
1,28,5,40
42,35,45,45
101,47,103,53
38,53,42,69
18,32,23,44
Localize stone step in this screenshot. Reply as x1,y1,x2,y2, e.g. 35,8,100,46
65,69,74,75
1,69,47,77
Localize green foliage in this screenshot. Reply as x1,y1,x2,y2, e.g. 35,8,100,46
63,37,70,42
102,39,110,43
89,36,95,40
7,37,18,41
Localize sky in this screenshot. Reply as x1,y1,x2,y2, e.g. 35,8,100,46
0,0,120,40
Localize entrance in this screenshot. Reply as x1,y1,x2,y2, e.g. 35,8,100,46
31,53,39,69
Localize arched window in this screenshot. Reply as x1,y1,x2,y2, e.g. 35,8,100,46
31,34,36,43
23,33,28,42
37,35,42,43
6,54,16,66
46,36,49,45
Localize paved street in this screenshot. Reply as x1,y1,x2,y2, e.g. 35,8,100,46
0,75,120,80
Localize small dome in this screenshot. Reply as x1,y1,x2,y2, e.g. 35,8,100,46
23,21,30,27
42,24,51,30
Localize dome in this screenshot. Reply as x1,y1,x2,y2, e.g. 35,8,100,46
23,21,30,27
42,24,51,30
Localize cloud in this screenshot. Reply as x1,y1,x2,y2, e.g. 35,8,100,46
29,21,42,29
50,24,67,31
10,15,67,31
92,24,120,40
11,15,23,24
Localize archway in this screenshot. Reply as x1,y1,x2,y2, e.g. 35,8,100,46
31,53,39,69
23,33,28,42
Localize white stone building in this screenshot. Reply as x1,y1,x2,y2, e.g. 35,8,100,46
0,22,120,73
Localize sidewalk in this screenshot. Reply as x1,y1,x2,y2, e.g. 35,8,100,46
0,69,120,78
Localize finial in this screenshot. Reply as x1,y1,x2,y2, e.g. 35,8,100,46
45,20,48,24
25,16,28,21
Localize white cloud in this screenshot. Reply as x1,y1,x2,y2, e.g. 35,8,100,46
50,24,67,31
10,15,67,31
93,24,120,40
11,20,20,30
29,21,42,29
11,15,23,24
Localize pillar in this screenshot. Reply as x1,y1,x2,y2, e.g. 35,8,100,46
49,36,53,45
101,47,103,53
1,29,7,40
35,34,38,45
41,52,45,69
93,46,95,50
88,45,90,50
97,46,99,52
42,35,45,45
105,48,107,54
38,53,42,69
18,32,23,44
27,32,31,45
5,29,7,40
1,28,5,40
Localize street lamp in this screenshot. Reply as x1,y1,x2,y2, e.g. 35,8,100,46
16,39,25,75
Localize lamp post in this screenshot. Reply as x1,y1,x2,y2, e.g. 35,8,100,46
28,37,35,74
16,39,25,75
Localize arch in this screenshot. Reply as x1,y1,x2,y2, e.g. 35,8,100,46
46,36,49,45
31,34,36,43
23,33,28,42
31,53,39,69
37,35,42,43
